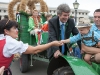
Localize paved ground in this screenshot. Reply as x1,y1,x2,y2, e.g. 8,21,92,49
10,60,48,75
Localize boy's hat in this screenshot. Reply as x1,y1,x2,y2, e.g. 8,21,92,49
75,18,91,28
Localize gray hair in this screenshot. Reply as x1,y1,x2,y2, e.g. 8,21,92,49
57,4,71,15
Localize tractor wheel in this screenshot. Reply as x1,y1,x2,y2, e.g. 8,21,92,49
52,66,75,75
20,54,29,73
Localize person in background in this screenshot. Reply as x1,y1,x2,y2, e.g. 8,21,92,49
28,9,43,45
25,9,32,15
71,16,75,23
3,15,9,20
28,9,43,34
0,19,63,75
41,14,52,31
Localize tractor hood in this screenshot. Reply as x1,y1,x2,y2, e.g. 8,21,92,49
61,55,99,75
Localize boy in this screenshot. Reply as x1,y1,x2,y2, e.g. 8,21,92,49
61,18,100,64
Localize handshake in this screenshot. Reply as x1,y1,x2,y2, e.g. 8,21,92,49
52,39,69,46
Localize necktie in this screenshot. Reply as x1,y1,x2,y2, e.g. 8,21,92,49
61,24,65,54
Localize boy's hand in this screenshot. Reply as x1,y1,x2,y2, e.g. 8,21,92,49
52,41,64,46
61,40,66,43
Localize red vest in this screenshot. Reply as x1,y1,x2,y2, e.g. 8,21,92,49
0,39,14,69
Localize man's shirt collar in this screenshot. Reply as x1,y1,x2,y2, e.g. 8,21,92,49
92,23,99,31
59,19,66,25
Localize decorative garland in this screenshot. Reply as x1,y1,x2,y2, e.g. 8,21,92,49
19,11,30,16
40,0,48,12
19,0,27,11
8,0,48,20
17,4,20,12
8,0,21,20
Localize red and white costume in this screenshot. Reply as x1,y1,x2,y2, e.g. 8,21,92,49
0,34,28,69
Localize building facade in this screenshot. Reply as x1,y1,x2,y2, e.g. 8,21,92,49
0,2,8,20
0,2,90,23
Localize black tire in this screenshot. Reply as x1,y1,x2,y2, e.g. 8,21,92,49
52,66,75,75
20,54,29,73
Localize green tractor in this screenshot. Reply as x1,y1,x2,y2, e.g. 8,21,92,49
50,55,100,75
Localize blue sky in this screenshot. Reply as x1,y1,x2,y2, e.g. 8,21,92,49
0,0,100,16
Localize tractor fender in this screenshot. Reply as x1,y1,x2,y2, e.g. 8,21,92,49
61,55,99,75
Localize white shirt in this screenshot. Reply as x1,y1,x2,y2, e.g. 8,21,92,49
59,20,66,26
0,34,28,57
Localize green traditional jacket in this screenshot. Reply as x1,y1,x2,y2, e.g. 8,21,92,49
28,17,43,32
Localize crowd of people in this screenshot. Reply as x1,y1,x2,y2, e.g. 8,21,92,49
0,3,100,75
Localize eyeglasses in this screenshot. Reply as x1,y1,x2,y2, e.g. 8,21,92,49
5,20,10,26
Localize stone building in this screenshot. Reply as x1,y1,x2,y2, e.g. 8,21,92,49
0,2,90,23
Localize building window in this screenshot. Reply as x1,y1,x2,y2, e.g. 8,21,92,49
0,10,1,12
4,10,6,12
79,12,81,15
72,12,74,14
86,13,87,15
82,13,84,15
49,10,51,13
54,10,55,13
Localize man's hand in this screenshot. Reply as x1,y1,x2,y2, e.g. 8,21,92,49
0,66,5,75
97,42,100,48
81,50,85,54
82,43,100,54
54,50,62,58
52,41,64,46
